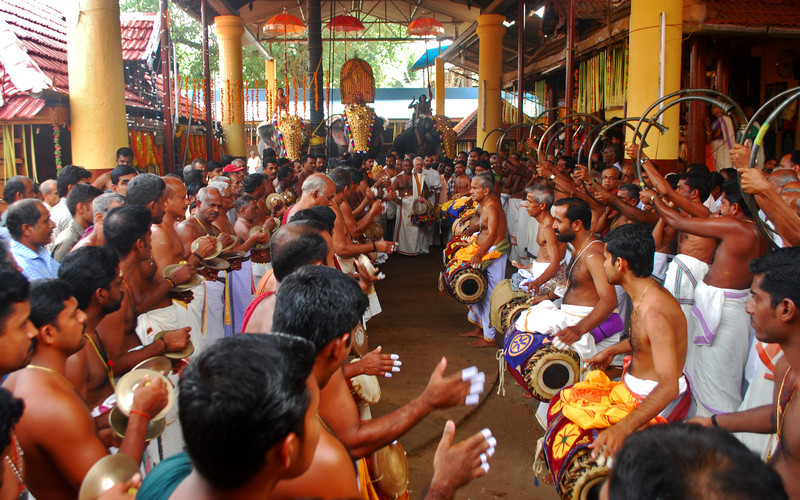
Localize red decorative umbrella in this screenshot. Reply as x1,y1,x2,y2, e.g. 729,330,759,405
407,17,443,99
263,10,306,115
326,15,364,60
263,12,306,35
407,17,444,37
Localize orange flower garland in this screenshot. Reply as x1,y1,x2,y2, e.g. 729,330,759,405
302,74,307,116
293,76,298,115
314,71,319,112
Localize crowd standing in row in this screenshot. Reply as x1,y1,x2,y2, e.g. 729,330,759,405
0,127,799,498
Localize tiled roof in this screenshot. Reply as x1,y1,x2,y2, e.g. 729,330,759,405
120,12,160,62
0,0,159,120
703,0,800,28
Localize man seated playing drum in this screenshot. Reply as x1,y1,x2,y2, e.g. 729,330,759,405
582,224,689,464
515,198,619,359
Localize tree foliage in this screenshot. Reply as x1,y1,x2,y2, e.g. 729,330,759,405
120,0,426,90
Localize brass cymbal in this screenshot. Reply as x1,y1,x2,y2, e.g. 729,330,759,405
221,236,238,253
220,250,246,261
201,257,230,271
266,193,284,211
152,330,195,360
191,236,223,260
78,453,139,500
107,405,166,442
115,369,174,421
357,254,377,276
132,356,172,375
162,264,202,291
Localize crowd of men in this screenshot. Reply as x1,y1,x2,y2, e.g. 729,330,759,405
0,131,800,498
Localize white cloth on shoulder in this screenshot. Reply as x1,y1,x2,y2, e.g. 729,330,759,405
685,280,751,417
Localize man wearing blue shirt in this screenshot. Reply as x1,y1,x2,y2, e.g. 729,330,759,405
6,199,59,280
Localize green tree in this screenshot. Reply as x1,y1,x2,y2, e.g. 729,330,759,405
120,0,425,92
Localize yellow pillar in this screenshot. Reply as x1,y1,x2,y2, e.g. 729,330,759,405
215,16,246,156
626,0,682,163
435,57,445,116
66,0,128,172
476,14,505,153
265,59,277,117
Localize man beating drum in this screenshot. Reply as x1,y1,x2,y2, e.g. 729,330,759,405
583,223,691,464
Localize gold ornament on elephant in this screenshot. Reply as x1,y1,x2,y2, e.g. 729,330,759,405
277,114,305,161
432,115,456,159
344,104,375,154
340,58,375,104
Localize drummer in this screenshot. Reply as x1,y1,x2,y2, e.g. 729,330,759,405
458,173,509,348
3,279,168,499
451,160,472,199
580,224,690,463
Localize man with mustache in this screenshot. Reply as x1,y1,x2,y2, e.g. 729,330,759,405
3,279,168,500
6,199,59,281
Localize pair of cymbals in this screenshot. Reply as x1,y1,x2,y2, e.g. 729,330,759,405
191,236,223,259
152,331,195,360
115,369,175,421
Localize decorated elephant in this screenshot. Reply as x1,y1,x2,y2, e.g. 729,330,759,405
392,115,456,159
257,115,307,160
326,110,386,158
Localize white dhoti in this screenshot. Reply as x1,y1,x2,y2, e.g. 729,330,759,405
466,251,508,341
134,304,180,346
664,254,709,341
685,280,750,417
229,258,254,334
338,256,382,323
652,252,673,282
735,341,782,458
515,301,621,361
505,198,523,262
624,371,692,420
395,196,427,255
134,305,194,467
172,284,206,356
204,277,228,345
251,262,271,290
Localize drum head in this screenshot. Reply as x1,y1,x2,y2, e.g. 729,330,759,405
412,198,428,215
451,267,488,304
368,442,409,500
350,369,381,405
559,448,609,500
501,299,531,332
523,345,581,402
352,323,369,357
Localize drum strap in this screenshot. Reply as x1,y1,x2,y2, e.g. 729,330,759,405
496,349,506,396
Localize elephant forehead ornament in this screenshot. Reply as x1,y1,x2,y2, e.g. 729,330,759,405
340,57,375,105
344,104,375,154
432,115,456,159
275,115,305,161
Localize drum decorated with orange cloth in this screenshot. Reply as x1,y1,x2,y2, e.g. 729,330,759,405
443,234,470,264
543,396,609,500
503,327,581,402
367,442,409,500
439,260,488,304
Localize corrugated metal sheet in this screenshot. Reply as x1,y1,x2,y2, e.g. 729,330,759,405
0,96,44,121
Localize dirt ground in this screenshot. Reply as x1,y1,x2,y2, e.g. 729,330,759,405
366,248,560,500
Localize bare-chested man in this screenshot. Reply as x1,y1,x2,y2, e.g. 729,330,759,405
690,248,800,498
628,143,718,318
330,168,395,260
295,155,317,194
512,184,566,293
283,173,336,223
578,224,690,464
451,160,471,199
3,279,167,500
515,198,619,359
644,179,767,416
69,211,191,411
459,173,509,348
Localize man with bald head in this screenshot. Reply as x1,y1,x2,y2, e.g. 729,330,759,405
283,173,336,224
39,179,59,210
